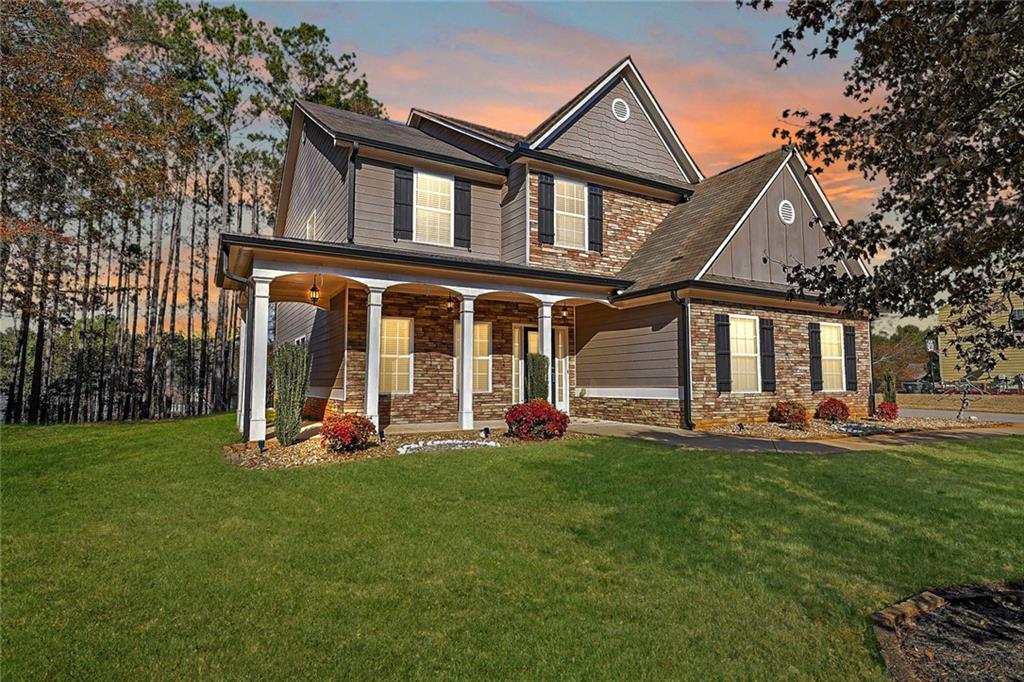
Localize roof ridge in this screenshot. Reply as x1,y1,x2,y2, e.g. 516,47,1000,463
709,147,790,179
524,55,632,142
411,108,522,145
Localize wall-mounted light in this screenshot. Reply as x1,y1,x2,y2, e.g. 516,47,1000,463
561,305,569,321
308,275,321,306
446,294,455,314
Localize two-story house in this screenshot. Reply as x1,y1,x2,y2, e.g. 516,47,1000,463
217,57,872,444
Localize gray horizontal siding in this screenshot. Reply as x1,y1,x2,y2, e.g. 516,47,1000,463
545,78,687,184
575,301,680,388
275,302,316,344
352,160,501,259
501,163,527,264
283,120,350,242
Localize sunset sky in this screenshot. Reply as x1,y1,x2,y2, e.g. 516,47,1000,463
239,1,880,221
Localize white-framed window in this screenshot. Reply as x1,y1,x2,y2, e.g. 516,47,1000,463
820,322,845,391
413,170,454,247
554,177,587,250
453,321,492,393
729,314,760,393
305,210,316,240
380,317,413,394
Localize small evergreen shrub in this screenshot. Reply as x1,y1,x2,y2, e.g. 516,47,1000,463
882,369,898,404
321,414,378,453
273,342,311,446
815,397,850,422
875,401,899,421
525,352,549,401
504,399,569,440
768,400,810,429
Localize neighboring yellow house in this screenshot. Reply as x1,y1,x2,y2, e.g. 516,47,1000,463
937,292,1024,381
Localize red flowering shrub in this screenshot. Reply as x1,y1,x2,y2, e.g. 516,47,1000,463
320,414,378,453
768,400,810,429
875,401,899,421
815,397,850,422
504,400,569,440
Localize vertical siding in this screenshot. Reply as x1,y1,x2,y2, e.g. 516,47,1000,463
283,120,350,242
501,163,527,263
544,78,687,183
352,159,502,259
575,301,680,388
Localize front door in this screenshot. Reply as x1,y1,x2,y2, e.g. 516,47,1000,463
513,326,569,412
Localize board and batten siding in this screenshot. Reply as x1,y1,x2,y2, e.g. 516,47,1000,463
501,163,528,264
283,120,350,242
352,160,502,260
544,78,687,184
575,301,681,388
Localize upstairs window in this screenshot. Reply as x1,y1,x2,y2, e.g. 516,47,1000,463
413,171,453,246
729,315,760,393
305,210,316,240
820,322,845,391
554,177,587,249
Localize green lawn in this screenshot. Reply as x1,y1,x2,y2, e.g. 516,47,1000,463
2,415,1022,680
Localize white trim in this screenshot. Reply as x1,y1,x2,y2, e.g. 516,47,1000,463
524,162,531,263
778,199,795,225
574,387,682,400
819,321,846,392
407,110,514,152
728,313,762,394
792,154,871,276
611,97,631,122
553,175,589,251
453,320,493,394
511,322,523,404
305,209,317,240
307,386,346,401
695,152,793,280
783,164,853,277
621,79,689,181
627,64,704,182
554,325,570,412
412,170,455,248
380,316,414,395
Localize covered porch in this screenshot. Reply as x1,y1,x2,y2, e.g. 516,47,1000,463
218,234,623,444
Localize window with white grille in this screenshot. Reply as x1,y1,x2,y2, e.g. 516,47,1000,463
554,178,587,249
729,315,760,393
413,171,453,246
820,322,845,391
453,321,492,393
380,317,413,394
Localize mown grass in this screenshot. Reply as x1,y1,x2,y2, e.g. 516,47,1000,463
2,415,1022,680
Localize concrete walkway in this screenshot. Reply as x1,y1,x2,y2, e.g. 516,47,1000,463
571,419,1024,454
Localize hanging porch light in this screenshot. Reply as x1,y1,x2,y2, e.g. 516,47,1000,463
308,274,321,306
446,293,455,314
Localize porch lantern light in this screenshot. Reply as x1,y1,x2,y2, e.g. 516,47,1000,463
446,294,455,314
308,275,321,306
561,305,569,322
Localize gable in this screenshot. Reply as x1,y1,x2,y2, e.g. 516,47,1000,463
541,77,688,184
707,156,850,284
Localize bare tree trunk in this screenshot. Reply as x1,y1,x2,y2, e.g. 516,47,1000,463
199,167,211,415
27,239,52,424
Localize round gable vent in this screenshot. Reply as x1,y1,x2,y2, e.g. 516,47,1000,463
778,199,796,225
611,98,631,122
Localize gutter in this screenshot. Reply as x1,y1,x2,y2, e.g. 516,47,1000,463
670,289,695,430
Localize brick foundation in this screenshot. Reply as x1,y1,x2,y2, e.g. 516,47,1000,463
571,396,684,428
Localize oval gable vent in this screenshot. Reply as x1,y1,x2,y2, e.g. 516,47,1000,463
778,199,796,225
611,98,630,122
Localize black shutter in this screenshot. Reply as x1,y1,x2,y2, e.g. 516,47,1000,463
760,318,776,392
843,324,857,391
808,322,823,392
393,167,413,240
587,184,603,253
454,179,471,248
715,314,731,393
537,173,554,244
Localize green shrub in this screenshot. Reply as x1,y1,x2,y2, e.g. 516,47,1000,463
526,352,549,402
882,368,898,404
273,342,311,446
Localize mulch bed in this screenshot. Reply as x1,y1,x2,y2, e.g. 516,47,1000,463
224,428,595,470
704,416,1010,441
873,584,1024,681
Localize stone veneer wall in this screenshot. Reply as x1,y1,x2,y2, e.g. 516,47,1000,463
302,291,576,426
689,299,872,428
570,396,683,428
527,173,675,276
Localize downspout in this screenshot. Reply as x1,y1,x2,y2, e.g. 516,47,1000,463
670,290,695,430
346,141,359,242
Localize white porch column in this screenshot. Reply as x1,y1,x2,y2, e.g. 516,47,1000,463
538,301,554,402
236,316,248,433
364,286,385,428
458,296,476,429
247,275,272,443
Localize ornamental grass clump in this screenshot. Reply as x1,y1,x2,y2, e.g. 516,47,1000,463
273,342,311,446
768,400,810,430
321,414,378,453
815,397,850,422
504,399,569,440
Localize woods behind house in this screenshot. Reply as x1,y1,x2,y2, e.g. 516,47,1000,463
1,0,383,423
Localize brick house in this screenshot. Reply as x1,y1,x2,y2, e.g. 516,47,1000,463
217,57,872,442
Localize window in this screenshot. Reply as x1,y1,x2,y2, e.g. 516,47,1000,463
820,322,845,391
413,171,453,246
453,321,491,393
554,177,587,249
380,317,413,394
1010,309,1024,334
305,210,316,239
729,315,760,393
